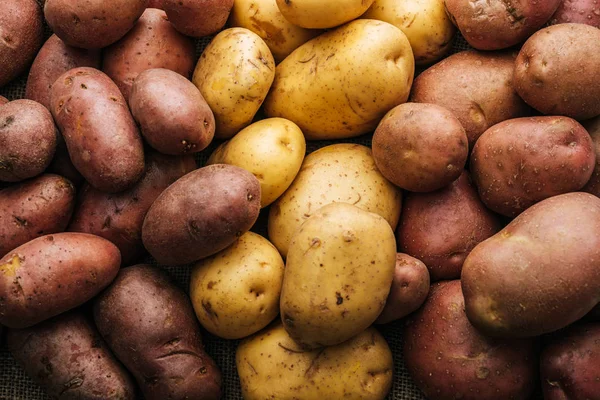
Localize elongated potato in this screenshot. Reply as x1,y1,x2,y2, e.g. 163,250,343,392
275,0,375,29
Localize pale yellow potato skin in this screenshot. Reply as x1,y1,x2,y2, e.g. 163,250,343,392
237,323,393,400
276,0,375,29
207,118,306,207
263,19,415,140
280,202,396,348
363,0,455,65
192,28,275,139
190,232,285,340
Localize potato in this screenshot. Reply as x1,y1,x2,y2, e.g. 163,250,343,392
514,23,600,120
268,143,401,257
93,264,222,400
47,132,84,187
263,19,414,140
0,0,43,88
7,310,136,400
237,323,393,400
471,116,595,217
44,0,146,49
69,151,197,265
228,0,321,63
411,50,529,147
550,0,600,27
50,67,145,193
0,232,120,329
462,192,600,337
102,8,196,100
372,102,468,192
0,174,75,258
25,34,101,110
129,68,215,155
404,280,537,400
396,171,502,281
280,202,396,349
163,0,234,38
444,0,560,50
0,99,57,182
192,28,275,139
0,96,8,105
142,164,261,265
363,0,455,65
275,0,375,29
375,253,430,324
583,116,600,197
207,118,306,207
148,0,164,8
190,232,284,339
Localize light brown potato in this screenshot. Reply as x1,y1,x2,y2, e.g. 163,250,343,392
275,0,375,29
163,0,234,37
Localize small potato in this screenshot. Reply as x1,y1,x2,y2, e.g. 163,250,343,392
583,114,600,196
550,0,600,27
275,0,375,29
237,323,393,400
0,99,57,182
164,0,234,37
7,310,136,400
207,118,306,207
129,68,215,155
193,28,275,139
372,102,468,192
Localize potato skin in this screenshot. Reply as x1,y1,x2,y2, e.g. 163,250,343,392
47,132,84,187
93,264,222,400
514,23,600,120
164,0,234,37
0,174,75,258
0,232,121,329
275,0,375,29
7,310,136,400
50,67,145,193
142,164,261,265
462,192,600,337
582,116,600,197
549,0,600,27
471,116,595,217
0,96,8,105
404,280,537,400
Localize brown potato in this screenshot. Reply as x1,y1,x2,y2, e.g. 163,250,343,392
583,116,600,197
102,8,196,100
550,0,600,27
471,116,595,217
163,0,234,37
148,0,164,8
94,264,222,400
50,67,145,193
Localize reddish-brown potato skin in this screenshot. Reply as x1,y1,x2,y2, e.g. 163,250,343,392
397,171,502,281
582,116,600,197
50,67,145,193
7,310,136,400
0,232,121,329
471,116,595,217
47,132,84,187
163,0,234,38
0,99,57,182
0,174,75,258
376,253,430,324
102,9,195,100
69,152,197,265
44,0,147,49
410,51,529,147
94,265,222,400
549,0,600,27
404,280,537,400
129,68,215,155
142,164,261,265
514,24,600,120
147,0,164,8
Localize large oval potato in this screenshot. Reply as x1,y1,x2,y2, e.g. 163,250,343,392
264,19,414,140
462,192,600,337
237,323,393,400
163,0,234,37
550,0,600,27
275,0,375,29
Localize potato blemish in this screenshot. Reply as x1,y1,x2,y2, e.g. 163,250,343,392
0,254,23,277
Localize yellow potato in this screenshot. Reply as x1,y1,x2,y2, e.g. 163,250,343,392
189,232,285,340
275,0,375,29
363,0,456,65
268,143,402,257
207,118,306,207
192,28,275,139
263,19,414,140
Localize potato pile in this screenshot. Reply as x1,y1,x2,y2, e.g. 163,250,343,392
1,0,600,399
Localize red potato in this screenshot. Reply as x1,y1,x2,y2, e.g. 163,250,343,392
163,0,235,38
550,0,600,27
147,0,164,8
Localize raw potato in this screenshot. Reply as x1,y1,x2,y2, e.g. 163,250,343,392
404,280,537,400
163,0,234,37
550,0,600,27
0,232,121,329
207,118,306,207
363,0,455,65
275,0,375,29
583,115,600,196
263,19,415,140
462,192,600,337
280,202,396,349
190,232,285,339
193,28,275,139
237,323,393,400
7,310,136,400
94,265,222,400
0,96,8,105
268,144,402,257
